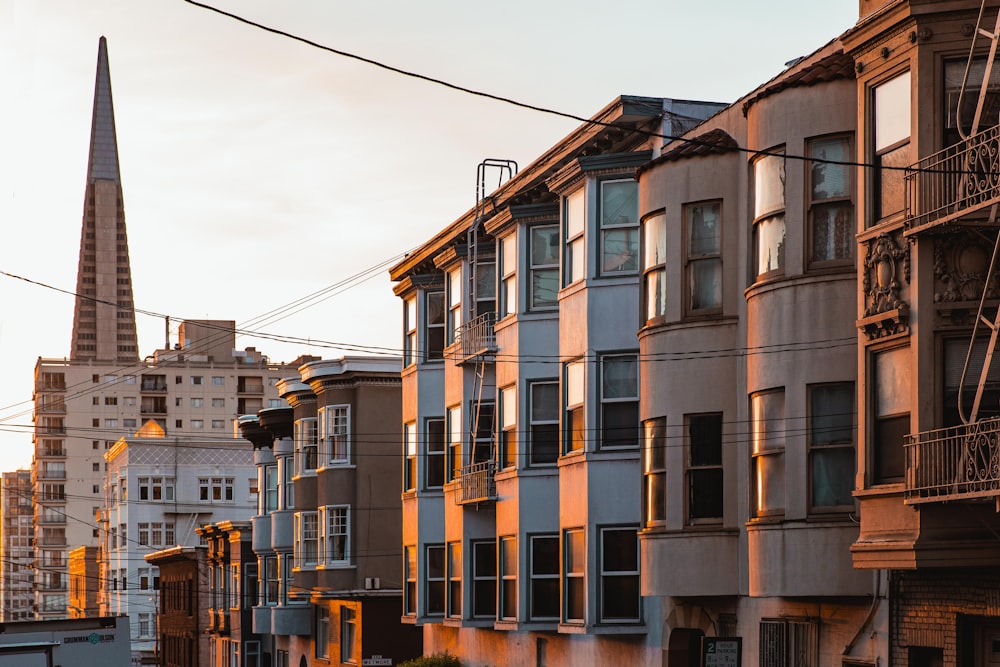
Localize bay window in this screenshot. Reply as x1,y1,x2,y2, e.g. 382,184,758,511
426,544,445,616
564,360,586,453
500,233,517,317
601,354,639,448
808,136,853,264
318,404,350,465
447,541,462,619
403,297,417,367
643,212,667,321
499,536,517,621
530,225,560,309
751,389,785,517
564,189,586,285
294,417,318,475
425,418,445,489
563,529,585,623
809,383,855,510
873,346,910,484
425,290,445,361
530,535,559,621
643,417,666,525
686,201,722,312
472,541,497,618
600,179,639,274
687,413,723,521
753,151,786,278
500,385,517,469
600,527,640,623
447,270,462,345
447,406,462,482
529,381,559,465
873,71,911,223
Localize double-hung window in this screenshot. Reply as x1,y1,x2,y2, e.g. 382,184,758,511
425,290,445,361
751,390,786,517
319,405,350,465
530,225,560,309
281,456,295,509
472,541,496,618
294,511,318,569
809,383,855,510
564,189,586,285
294,417,318,475
315,606,329,659
873,71,911,224
753,151,786,279
530,535,559,621
499,386,517,469
564,360,586,453
320,505,349,566
563,529,585,623
499,536,517,621
425,418,445,489
808,136,853,264
404,546,417,616
643,417,666,525
601,354,639,448
499,233,517,317
340,606,357,664
529,381,559,465
642,212,667,321
873,346,910,484
447,406,462,482
404,422,417,492
446,541,462,619
600,527,640,623
404,297,417,367
475,259,496,319
263,555,278,606
687,413,723,521
446,270,462,346
686,201,722,312
425,544,445,616
599,179,639,274
470,401,495,465
262,464,278,513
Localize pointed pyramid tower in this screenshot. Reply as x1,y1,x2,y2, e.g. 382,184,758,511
70,37,139,362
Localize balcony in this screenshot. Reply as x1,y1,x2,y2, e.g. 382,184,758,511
905,417,1000,504
904,124,1000,236
456,461,496,504
455,312,497,362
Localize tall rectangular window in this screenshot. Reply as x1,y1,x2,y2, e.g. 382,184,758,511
263,464,278,513
564,189,586,285
808,136,853,264
499,233,517,317
264,556,278,606
810,383,855,510
500,386,517,469
404,546,417,616
530,381,559,465
447,270,462,345
530,535,559,621
472,541,497,618
530,225,560,309
315,606,329,658
320,505,349,565
425,290,445,361
752,390,785,517
643,212,667,321
447,541,462,619
294,417,318,475
601,354,639,448
499,536,517,621
447,406,462,482
643,418,666,525
281,456,295,509
600,179,639,274
425,545,445,616
319,405,350,465
874,346,910,483
565,360,586,453
425,418,445,489
470,401,495,465
340,606,357,664
600,527,640,623
563,529,585,623
294,511,318,569
686,201,722,312
404,422,417,492
873,71,911,223
687,413,723,521
753,151,786,278
475,259,496,319
403,297,417,367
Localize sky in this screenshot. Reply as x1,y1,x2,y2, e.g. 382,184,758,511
0,0,858,472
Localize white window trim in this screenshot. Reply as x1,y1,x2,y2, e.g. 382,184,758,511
319,505,350,567
318,404,351,466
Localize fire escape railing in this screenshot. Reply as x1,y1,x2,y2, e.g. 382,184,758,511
457,460,497,504
904,124,1000,234
904,417,1000,503
455,312,497,361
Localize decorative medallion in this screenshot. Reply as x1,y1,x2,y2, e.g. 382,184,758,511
933,233,1000,303
859,232,910,341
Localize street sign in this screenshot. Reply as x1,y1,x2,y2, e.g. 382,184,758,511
702,636,741,667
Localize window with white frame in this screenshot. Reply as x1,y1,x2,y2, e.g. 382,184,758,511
281,456,294,509
600,179,639,274
530,224,560,309
294,417,318,474
425,418,445,489
686,201,722,312
341,606,357,664
470,400,494,465
320,505,349,566
165,522,175,545
564,189,586,285
753,151,786,279
315,606,329,658
873,71,911,223
139,567,150,590
447,541,462,619
642,212,667,321
138,612,151,638
404,297,417,367
529,381,559,465
499,536,516,621
404,422,417,492
563,529,585,623
191,397,204,408
472,540,496,618
808,136,853,264
263,555,278,606
809,383,855,510
425,290,445,361
687,413,723,521
447,406,462,482
751,389,785,517
564,360,586,453
404,546,416,616
530,535,559,621
152,522,163,546
601,354,639,448
212,397,225,408
600,527,640,623
499,386,517,469
262,464,278,513
319,405,350,465
426,544,445,616
643,417,666,526
294,511,318,569
138,522,149,546
447,270,462,345
230,564,240,609
500,233,517,317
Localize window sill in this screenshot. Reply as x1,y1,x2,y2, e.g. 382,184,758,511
292,471,318,480
589,622,647,635
317,563,355,571
558,280,587,300
495,620,557,632
557,622,587,634
316,464,356,473
400,614,418,625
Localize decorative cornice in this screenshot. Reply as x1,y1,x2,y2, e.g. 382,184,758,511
393,273,443,297
433,244,467,270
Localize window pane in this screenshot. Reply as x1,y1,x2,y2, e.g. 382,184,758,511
812,447,855,507
754,154,785,217
646,270,666,320
602,530,636,572
876,347,910,417
530,423,559,465
566,361,584,406
602,356,637,399
811,385,853,445
689,415,722,466
690,468,724,519
532,383,558,421
602,228,639,273
811,137,850,199
690,259,722,310
601,180,637,227
755,214,785,275
877,143,910,220
532,226,560,265
811,203,853,262
752,392,785,454
531,269,558,309
875,71,911,151
688,202,720,255
643,213,666,268
602,402,639,448
754,453,785,515
566,190,585,238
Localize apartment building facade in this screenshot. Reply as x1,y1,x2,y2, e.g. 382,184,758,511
145,545,210,667
1,469,35,621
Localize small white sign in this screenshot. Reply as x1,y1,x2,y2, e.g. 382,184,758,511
362,656,392,666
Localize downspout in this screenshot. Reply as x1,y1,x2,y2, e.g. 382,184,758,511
843,568,882,659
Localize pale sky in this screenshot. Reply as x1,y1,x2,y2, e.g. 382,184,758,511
0,0,858,472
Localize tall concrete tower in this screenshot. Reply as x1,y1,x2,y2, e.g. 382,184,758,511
69,36,139,362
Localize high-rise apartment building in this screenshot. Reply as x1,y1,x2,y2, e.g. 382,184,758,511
1,469,35,621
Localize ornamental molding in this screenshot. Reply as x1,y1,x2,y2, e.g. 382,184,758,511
859,231,910,341
934,233,1000,303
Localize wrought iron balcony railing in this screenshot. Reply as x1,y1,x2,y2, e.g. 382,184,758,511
904,418,1000,503
455,312,497,362
456,460,497,504
904,124,1000,234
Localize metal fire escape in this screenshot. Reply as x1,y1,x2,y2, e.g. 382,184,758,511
456,159,516,504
